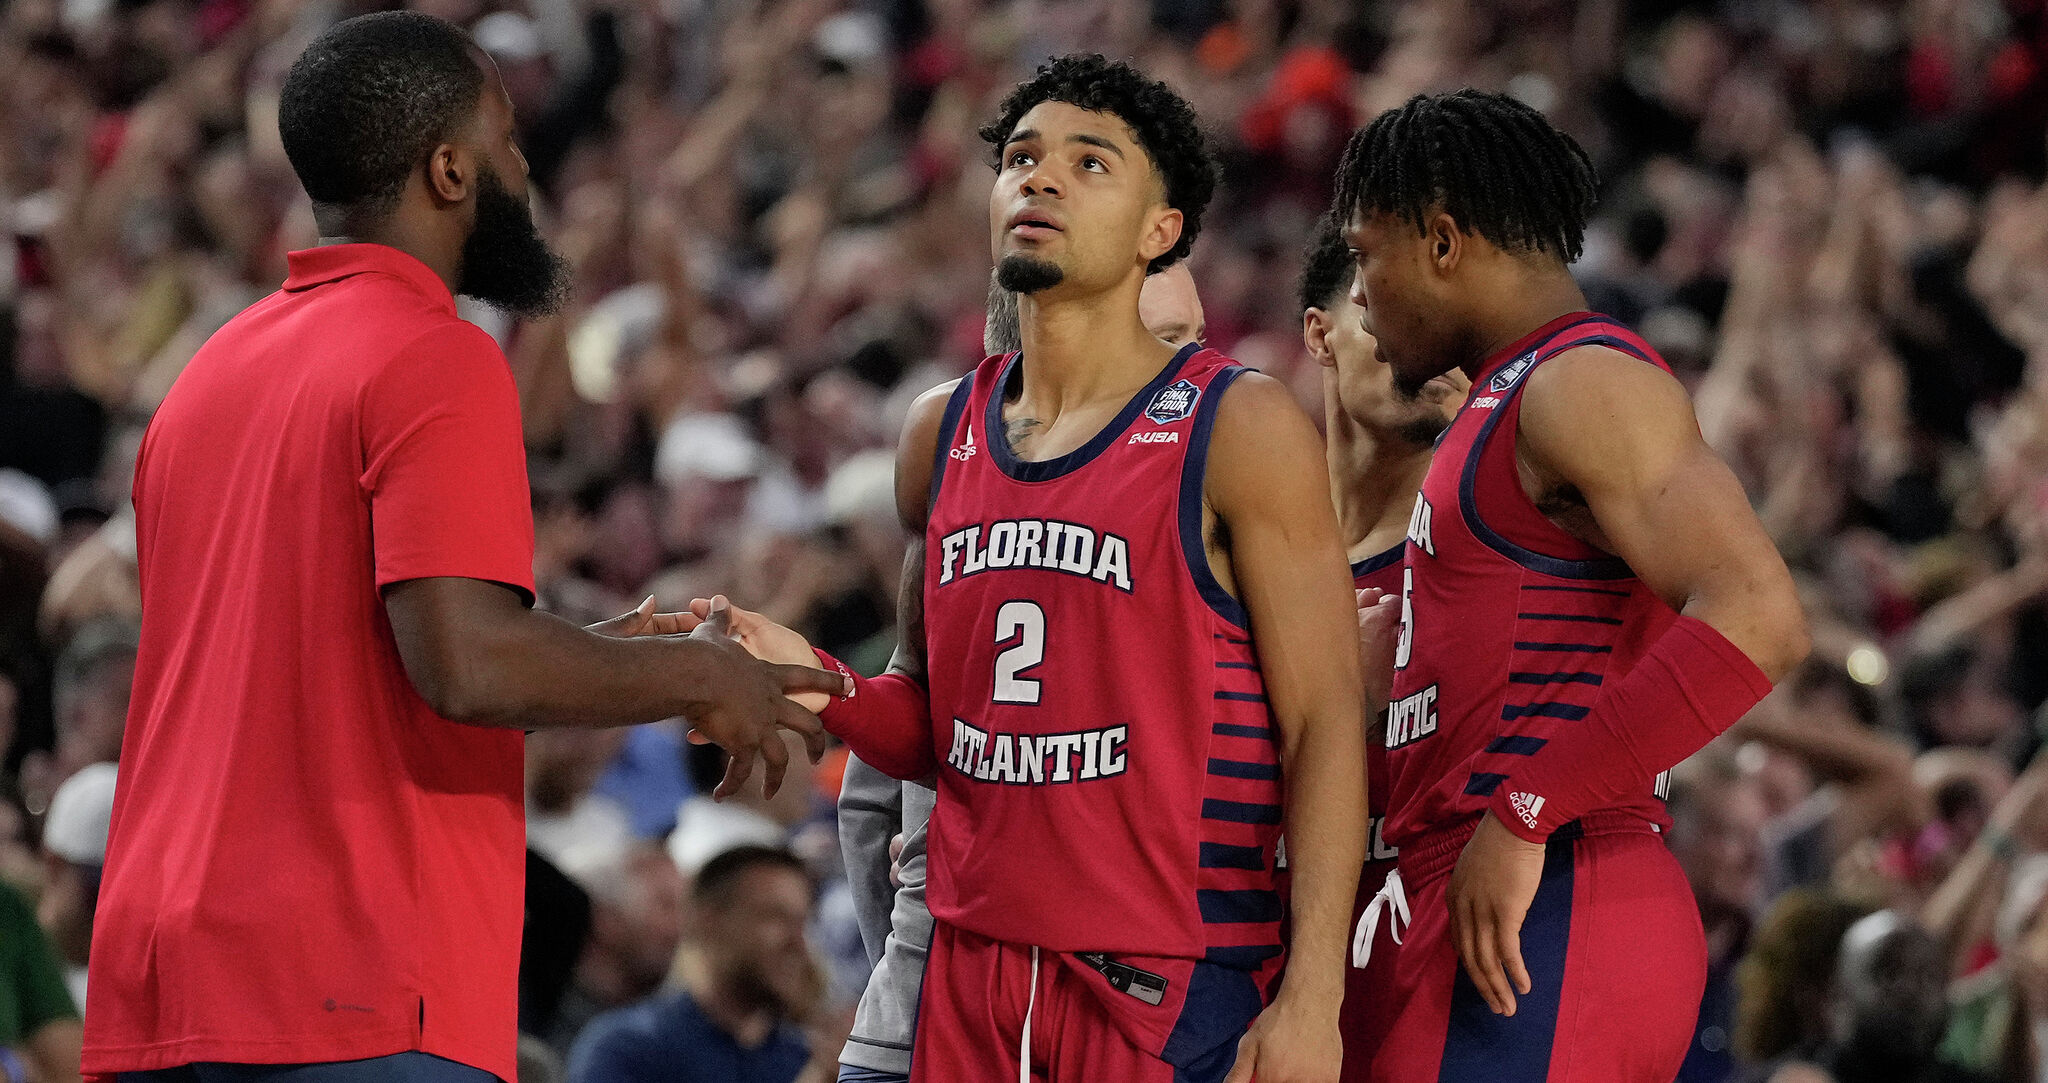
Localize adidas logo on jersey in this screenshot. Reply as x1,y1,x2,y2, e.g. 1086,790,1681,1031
950,425,979,461
1508,791,1546,831
1128,430,1179,445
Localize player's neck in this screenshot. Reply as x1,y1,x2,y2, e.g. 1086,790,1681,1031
1014,288,1177,410
1330,414,1432,561
1460,269,1590,377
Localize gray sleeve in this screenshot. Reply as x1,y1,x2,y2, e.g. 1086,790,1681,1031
838,754,905,967
839,775,938,1075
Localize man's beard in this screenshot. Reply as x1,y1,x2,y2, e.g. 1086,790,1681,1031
457,165,570,318
995,253,1064,294
1395,412,1451,448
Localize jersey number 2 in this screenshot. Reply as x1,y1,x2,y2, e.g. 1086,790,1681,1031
993,601,1045,704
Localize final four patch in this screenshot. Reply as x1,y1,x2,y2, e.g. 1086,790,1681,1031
1145,379,1201,425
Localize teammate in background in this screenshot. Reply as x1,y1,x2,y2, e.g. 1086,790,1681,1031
1298,213,1467,1083
84,14,842,1083
836,263,1211,1083
1331,90,1809,1083
699,55,1370,1083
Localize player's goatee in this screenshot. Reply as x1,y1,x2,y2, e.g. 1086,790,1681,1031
456,165,570,318
996,254,1063,294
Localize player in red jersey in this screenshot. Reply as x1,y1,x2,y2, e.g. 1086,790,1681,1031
1329,91,1811,1083
1299,213,1468,1082
697,55,1370,1083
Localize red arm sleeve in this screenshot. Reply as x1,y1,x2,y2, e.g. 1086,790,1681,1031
813,649,937,781
1489,615,1774,841
359,323,536,603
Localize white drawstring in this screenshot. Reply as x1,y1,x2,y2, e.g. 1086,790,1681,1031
1020,945,1040,1083
1351,867,1409,970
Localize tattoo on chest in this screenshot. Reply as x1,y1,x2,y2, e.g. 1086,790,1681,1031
1006,416,1042,449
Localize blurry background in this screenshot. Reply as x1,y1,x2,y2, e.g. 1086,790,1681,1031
0,0,2045,1079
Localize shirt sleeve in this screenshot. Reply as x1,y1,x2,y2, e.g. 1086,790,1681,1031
358,321,536,604
1,884,78,1039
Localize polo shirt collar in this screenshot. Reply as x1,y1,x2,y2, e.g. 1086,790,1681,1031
283,243,457,313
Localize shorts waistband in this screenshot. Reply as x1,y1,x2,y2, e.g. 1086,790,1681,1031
1395,809,1662,887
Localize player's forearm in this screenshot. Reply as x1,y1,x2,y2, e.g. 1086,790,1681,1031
1277,709,1368,1000
1489,615,1778,840
814,649,937,781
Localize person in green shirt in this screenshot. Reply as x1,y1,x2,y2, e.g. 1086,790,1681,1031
1,879,80,1083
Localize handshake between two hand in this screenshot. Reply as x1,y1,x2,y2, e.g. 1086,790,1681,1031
590,594,844,801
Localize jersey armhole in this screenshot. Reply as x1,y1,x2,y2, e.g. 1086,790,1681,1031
1176,365,1252,629
924,371,982,514
1458,334,1653,581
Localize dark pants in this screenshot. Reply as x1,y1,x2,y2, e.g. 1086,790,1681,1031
119,1053,498,1083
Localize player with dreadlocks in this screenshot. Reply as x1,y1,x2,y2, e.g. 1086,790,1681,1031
1331,90,1809,1082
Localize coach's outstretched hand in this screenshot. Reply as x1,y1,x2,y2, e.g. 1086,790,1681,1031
1447,813,1544,1015
686,596,833,713
683,595,841,800
1225,992,1341,1083
586,595,699,638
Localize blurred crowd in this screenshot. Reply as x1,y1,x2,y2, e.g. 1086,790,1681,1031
0,0,2045,1078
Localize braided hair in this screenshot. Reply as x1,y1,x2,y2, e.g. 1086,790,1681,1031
1331,90,1597,263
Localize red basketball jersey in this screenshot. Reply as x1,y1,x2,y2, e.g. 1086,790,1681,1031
920,344,1284,971
1386,313,1680,869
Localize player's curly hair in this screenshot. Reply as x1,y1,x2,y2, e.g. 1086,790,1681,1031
279,12,484,218
1298,211,1354,313
1331,90,1598,263
979,54,1218,274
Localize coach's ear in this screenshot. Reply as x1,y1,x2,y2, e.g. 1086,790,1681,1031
424,141,476,208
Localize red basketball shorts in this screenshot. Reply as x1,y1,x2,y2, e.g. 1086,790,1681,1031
909,921,1267,1083
1371,825,1706,1083
1342,859,1405,1083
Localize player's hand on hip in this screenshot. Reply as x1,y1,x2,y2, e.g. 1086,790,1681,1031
1355,587,1400,714
1448,812,1543,1015
588,595,703,638
1223,991,1341,1083
688,595,832,713
684,596,848,799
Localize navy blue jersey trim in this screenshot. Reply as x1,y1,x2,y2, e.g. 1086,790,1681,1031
1513,641,1614,653
1213,634,1251,645
1518,612,1624,625
1214,690,1268,703
1501,702,1592,721
1521,584,1630,597
1202,798,1283,824
1464,772,1508,796
1212,723,1273,739
1163,962,1266,1073
1214,661,1259,670
1509,671,1605,686
1350,542,1404,578
1198,842,1269,870
926,375,978,512
1197,889,1282,924
984,342,1199,483
1458,325,1648,581
1178,364,1253,628
1485,735,1550,755
1208,758,1282,781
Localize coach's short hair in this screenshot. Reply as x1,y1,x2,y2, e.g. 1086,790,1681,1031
693,845,808,908
278,12,486,217
979,54,1218,275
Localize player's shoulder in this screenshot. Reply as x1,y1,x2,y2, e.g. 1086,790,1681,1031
896,374,971,531
1522,339,1689,420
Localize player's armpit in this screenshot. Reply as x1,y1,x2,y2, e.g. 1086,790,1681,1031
1516,347,1810,681
1204,371,1368,1006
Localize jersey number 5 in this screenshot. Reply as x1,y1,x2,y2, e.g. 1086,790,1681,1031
1394,567,1414,670
994,601,1046,704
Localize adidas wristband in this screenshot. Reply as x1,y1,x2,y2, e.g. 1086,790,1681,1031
813,648,937,781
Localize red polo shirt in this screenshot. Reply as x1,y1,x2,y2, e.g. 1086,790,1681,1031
85,244,535,1081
